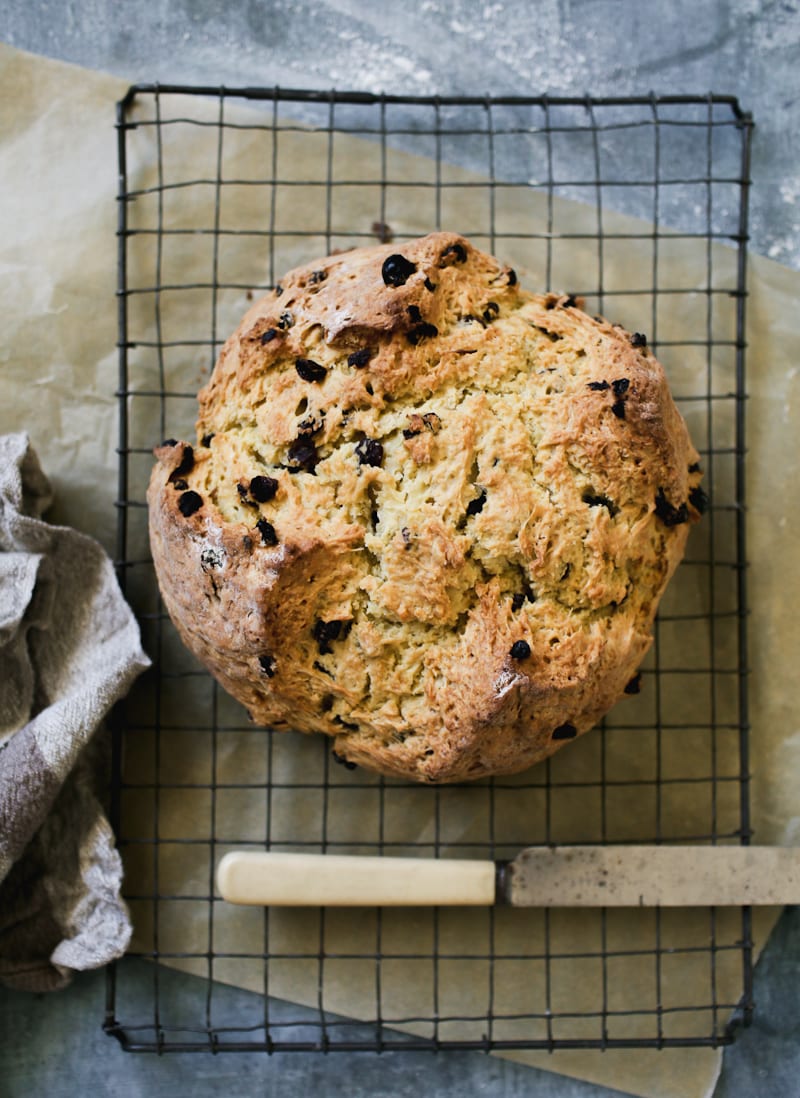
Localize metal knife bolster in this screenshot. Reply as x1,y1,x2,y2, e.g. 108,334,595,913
494,860,513,905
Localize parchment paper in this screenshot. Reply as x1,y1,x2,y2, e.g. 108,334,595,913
2,42,798,1098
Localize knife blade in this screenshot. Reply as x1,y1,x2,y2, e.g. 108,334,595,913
217,845,800,907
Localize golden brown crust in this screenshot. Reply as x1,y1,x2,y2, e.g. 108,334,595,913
148,232,703,783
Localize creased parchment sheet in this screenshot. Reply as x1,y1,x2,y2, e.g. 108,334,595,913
2,42,798,1098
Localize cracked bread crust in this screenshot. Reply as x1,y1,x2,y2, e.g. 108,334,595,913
148,231,704,783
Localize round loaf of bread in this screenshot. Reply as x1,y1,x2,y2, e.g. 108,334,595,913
148,232,704,783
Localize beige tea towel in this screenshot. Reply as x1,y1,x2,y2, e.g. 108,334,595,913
0,432,150,991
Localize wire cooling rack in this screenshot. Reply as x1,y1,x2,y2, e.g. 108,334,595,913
107,88,753,1053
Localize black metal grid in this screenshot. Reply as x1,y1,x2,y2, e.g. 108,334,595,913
107,87,753,1053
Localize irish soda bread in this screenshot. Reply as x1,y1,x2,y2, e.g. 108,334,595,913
148,232,705,783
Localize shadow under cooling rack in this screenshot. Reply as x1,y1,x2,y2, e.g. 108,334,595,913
108,87,753,1053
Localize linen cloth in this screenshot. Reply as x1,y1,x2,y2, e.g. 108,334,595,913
0,432,150,991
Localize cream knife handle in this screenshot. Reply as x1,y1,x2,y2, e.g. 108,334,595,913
217,851,496,907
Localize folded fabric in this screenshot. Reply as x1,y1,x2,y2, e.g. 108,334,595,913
0,432,150,991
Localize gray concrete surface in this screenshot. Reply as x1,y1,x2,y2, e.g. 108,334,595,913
2,1,800,1095
2,958,629,1098
1,909,798,1097
3,0,800,270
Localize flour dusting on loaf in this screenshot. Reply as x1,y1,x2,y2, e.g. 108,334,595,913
148,232,705,782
